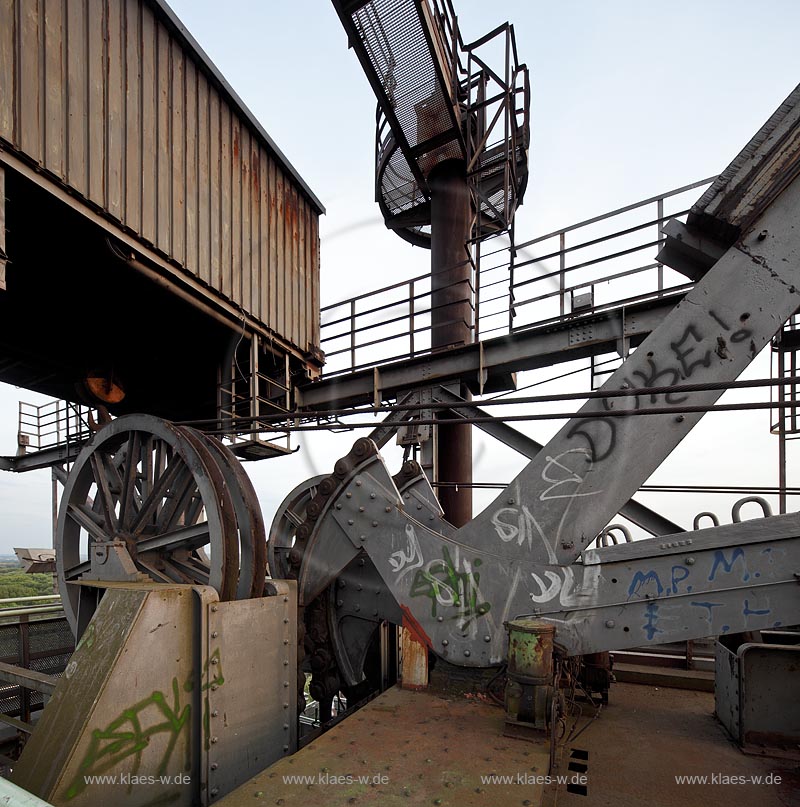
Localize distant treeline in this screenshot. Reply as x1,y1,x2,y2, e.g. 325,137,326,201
0,562,54,602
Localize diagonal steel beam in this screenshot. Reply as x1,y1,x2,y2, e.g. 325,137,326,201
430,386,684,537
453,172,800,567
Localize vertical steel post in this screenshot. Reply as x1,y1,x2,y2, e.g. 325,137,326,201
657,196,664,292
0,164,6,291
409,280,415,357
250,334,260,431
559,232,566,317
19,615,30,724
51,468,59,547
778,346,787,515
429,159,473,526
350,299,357,371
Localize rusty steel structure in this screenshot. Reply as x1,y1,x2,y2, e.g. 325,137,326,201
0,0,797,805
331,0,530,526
0,0,323,439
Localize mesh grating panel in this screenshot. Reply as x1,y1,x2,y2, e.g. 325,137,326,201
355,0,465,231
0,623,20,661
0,616,73,723
353,0,458,152
0,685,21,716
29,619,73,655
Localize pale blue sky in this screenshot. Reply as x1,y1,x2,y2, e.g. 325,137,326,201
1,0,799,552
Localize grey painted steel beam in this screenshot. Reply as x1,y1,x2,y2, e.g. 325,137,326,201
367,391,423,449
298,295,682,409
656,219,727,281
0,443,85,473
295,448,800,663
430,386,684,537
0,713,33,735
454,174,800,568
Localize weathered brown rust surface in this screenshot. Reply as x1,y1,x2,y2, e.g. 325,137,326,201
549,683,799,807
399,627,429,691
0,0,322,357
218,684,551,806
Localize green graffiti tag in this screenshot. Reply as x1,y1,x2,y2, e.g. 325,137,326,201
64,649,224,800
409,547,491,633
74,623,96,653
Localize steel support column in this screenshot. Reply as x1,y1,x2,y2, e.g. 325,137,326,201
0,165,6,291
429,159,473,526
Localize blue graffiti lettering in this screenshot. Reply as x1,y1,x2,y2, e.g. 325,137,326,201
628,570,664,598
670,565,690,594
708,548,749,582
742,599,770,617
691,601,723,621
643,602,662,641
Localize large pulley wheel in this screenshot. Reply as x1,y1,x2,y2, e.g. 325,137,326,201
267,475,326,580
185,428,268,599
56,414,266,635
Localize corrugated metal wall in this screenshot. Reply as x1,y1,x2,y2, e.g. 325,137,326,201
0,0,320,355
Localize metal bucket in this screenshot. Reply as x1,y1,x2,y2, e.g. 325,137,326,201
506,618,555,685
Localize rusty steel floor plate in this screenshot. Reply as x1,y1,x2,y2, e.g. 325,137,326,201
217,685,551,807
219,681,800,807
550,683,799,807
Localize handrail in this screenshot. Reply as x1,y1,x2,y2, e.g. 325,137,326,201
320,178,714,374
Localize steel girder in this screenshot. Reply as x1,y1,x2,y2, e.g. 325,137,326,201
293,167,800,669
454,172,800,568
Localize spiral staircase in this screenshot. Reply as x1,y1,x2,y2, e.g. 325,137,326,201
332,0,531,247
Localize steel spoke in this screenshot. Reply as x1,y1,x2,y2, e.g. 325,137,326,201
155,467,198,533
185,493,205,526
90,452,119,534
134,559,174,584
130,454,184,533
154,438,167,483
64,560,91,580
171,556,211,585
158,558,196,585
67,503,109,543
103,453,124,497
137,522,210,554
284,507,305,528
140,435,154,504
118,431,141,529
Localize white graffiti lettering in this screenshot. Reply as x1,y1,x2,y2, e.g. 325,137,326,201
539,448,599,501
388,523,424,581
491,504,558,563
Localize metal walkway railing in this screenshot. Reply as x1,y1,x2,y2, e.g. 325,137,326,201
0,598,72,743
319,177,714,375
16,400,93,456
